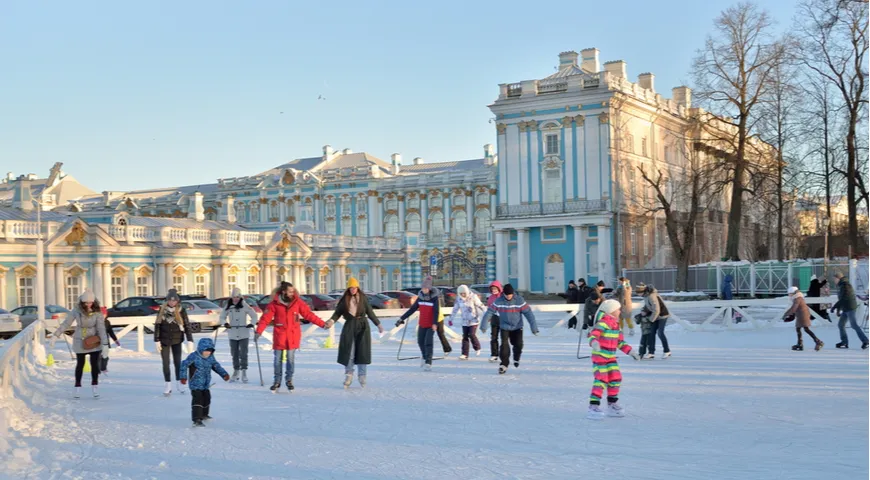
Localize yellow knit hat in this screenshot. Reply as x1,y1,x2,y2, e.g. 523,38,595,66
347,277,360,288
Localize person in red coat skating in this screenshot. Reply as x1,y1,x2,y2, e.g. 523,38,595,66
255,281,328,392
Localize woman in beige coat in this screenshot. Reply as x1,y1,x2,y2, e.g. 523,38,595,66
51,289,108,398
615,277,635,336
783,286,823,351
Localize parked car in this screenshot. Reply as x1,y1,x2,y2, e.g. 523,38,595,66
0,308,22,338
181,300,222,331
10,305,71,330
379,290,418,308
404,286,451,307
300,294,339,311
434,286,458,307
211,296,264,314
366,293,400,309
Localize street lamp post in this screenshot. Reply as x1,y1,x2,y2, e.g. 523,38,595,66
33,199,46,325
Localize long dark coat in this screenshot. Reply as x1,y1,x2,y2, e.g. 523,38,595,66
330,292,380,366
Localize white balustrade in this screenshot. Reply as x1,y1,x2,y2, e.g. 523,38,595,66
225,231,240,245
108,225,126,240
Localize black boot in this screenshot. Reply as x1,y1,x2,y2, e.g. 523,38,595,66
815,340,824,351
836,342,848,349
791,344,803,351
286,380,295,392
193,419,205,427
270,382,281,392
862,342,868,350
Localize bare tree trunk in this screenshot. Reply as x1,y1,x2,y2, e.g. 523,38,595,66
675,254,690,292
846,112,859,254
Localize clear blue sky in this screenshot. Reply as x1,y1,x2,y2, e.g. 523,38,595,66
0,0,800,193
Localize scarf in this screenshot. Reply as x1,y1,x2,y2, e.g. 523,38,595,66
348,294,359,318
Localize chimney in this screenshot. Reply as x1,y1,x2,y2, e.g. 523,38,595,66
604,60,627,79
219,195,236,223
580,48,600,73
102,191,111,207
558,51,579,70
638,73,655,92
483,144,495,166
188,192,205,222
390,153,402,175
12,175,33,212
413,157,424,165
342,148,352,154
672,86,692,108
322,145,334,160
6,172,13,182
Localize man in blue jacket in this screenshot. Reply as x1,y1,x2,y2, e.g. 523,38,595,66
481,284,539,374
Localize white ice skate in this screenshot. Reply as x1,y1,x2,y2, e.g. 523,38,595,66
489,356,498,363
343,374,353,389
176,380,186,394
423,363,432,372
241,370,248,383
163,381,172,397
607,403,625,417
459,354,468,360
420,358,425,368
73,387,81,399
231,369,240,382
92,385,100,398
498,365,507,374
663,352,672,359
359,375,366,388
475,350,481,356
587,405,605,420
643,353,655,360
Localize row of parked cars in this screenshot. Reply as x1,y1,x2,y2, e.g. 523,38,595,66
0,284,491,338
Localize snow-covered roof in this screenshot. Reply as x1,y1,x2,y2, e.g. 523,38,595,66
399,158,489,174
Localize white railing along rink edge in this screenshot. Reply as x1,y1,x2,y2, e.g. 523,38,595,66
0,320,48,399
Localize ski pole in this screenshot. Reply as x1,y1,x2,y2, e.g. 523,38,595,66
254,336,264,386
576,330,590,360
64,333,75,360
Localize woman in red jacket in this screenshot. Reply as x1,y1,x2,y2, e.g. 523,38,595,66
255,281,328,392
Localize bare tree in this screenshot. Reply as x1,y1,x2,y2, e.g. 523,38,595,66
636,117,722,291
797,0,869,255
692,2,786,260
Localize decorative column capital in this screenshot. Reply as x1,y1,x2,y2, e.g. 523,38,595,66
496,123,507,135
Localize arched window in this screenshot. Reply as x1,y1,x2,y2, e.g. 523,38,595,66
429,193,442,209
325,199,336,217
341,217,352,235
356,196,367,213
384,215,399,237
359,269,368,291
429,212,444,236
406,213,421,232
235,203,246,223
357,216,368,236
475,191,488,205
250,202,260,223
453,211,467,237
408,196,420,209
269,201,279,220
326,218,337,235
452,192,464,207
474,209,491,238
385,196,398,211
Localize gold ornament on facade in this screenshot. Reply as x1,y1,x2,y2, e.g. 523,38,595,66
194,266,210,276
451,205,465,212
518,122,527,132
429,206,442,213
496,123,507,134
489,188,497,195
313,194,321,200
112,266,128,277
419,193,427,200
277,195,285,202
406,208,420,215
562,116,573,126
173,265,187,276
18,265,37,277
475,204,490,211
282,171,295,185
599,113,609,124
293,195,301,201
286,215,296,222
397,195,405,201
277,232,291,253
575,115,585,125
259,198,268,204
65,223,88,248
367,190,378,196
377,198,383,203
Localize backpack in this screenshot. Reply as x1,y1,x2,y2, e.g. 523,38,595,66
657,296,669,317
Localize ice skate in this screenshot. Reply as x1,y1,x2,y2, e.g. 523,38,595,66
836,342,848,349
587,404,605,420
73,387,81,399
498,365,507,374
791,344,803,351
489,356,498,363
269,381,281,392
359,375,366,388
193,420,205,427
163,381,172,397
420,358,425,368
815,341,824,351
92,385,100,398
286,380,294,392
629,329,636,336
459,354,468,360
643,353,655,359
607,402,625,417
203,415,213,421
176,380,186,394
343,374,353,389
662,352,671,359
241,370,248,383
423,363,432,372
513,361,520,368
475,349,481,356
862,342,869,350
230,369,240,382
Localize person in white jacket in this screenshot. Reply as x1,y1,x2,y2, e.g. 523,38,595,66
219,288,258,383
449,285,486,359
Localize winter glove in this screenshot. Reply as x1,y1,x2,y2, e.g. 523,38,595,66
590,339,600,352
101,345,109,359
155,342,162,353
246,324,255,329
377,324,384,334
223,323,231,329
581,323,588,330
431,325,438,332
223,374,230,382
629,350,641,361
180,378,187,385
325,319,335,329
448,320,453,327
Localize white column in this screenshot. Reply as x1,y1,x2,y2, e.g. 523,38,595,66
55,264,65,308
294,264,305,292
155,264,165,295
46,263,56,306
279,200,287,221
221,264,230,297
574,226,586,281
377,198,384,236
92,264,102,303
398,196,406,230
495,230,508,282
260,199,268,223
420,193,428,235
314,196,322,229
443,190,451,236
466,192,474,233
367,194,377,236
165,264,173,292
598,224,612,287
102,263,112,307
517,228,530,292
335,265,345,291
489,186,497,216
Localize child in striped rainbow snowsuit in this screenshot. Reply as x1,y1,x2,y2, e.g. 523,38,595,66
587,299,639,419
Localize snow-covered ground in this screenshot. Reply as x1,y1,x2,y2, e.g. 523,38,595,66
1,322,868,480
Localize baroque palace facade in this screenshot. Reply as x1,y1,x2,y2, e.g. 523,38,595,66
0,46,778,311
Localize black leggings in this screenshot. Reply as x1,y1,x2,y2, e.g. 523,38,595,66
75,351,100,387
161,343,183,382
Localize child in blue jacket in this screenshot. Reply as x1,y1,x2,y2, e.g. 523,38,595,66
180,338,230,427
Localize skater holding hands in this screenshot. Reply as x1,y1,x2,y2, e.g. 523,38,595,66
220,287,258,383
328,278,383,387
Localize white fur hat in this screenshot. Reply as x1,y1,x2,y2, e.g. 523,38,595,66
231,287,242,298
788,286,799,295
598,299,621,315
79,289,96,303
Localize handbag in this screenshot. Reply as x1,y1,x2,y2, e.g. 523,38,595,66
83,334,101,349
